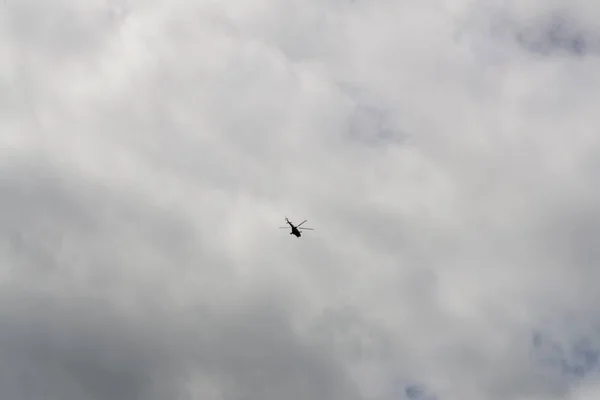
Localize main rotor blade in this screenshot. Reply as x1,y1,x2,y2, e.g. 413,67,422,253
297,219,307,227
298,227,313,230
278,227,289,229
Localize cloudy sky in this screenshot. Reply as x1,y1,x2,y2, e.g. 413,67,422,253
1,0,600,399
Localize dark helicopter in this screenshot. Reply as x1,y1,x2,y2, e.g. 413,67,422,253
279,217,313,238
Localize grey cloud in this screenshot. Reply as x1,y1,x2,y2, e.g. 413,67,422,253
3,0,120,60
0,163,359,400
3,0,600,400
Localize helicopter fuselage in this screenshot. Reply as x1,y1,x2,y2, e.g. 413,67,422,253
287,220,301,237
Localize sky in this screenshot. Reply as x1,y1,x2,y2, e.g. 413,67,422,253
1,0,600,399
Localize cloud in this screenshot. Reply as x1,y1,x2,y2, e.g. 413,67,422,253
1,0,600,399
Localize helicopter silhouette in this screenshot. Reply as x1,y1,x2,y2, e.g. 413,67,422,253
279,217,313,238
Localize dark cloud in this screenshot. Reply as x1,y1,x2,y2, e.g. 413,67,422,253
516,13,600,56
0,287,361,400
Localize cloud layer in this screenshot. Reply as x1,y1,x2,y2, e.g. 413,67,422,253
1,0,600,399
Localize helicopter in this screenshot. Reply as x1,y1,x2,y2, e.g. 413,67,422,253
279,217,313,238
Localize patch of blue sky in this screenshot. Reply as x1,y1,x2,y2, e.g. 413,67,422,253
388,379,439,400
532,330,600,381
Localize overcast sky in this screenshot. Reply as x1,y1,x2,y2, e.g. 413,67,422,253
1,0,600,399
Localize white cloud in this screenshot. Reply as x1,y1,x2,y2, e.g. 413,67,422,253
1,0,600,399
